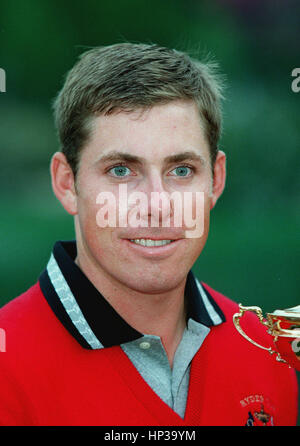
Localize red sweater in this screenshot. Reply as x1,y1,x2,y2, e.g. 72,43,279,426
0,282,298,426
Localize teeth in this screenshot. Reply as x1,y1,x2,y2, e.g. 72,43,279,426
130,239,173,247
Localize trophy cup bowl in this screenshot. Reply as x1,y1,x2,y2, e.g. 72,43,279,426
233,304,300,370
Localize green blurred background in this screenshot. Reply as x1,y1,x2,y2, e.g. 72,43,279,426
0,0,299,422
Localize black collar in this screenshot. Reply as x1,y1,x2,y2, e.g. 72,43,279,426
39,241,225,350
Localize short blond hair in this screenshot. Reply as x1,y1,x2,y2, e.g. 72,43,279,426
53,43,224,176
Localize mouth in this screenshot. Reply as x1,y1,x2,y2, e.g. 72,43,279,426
122,237,184,259
128,239,175,247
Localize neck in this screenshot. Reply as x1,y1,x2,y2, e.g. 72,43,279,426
75,252,187,368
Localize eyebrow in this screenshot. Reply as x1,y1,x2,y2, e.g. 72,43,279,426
164,151,206,165
97,151,144,164
96,150,206,165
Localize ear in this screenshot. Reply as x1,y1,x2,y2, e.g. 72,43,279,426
50,152,78,215
210,150,226,209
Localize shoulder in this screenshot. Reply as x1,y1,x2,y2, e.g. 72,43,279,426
200,281,297,378
202,281,272,342
0,282,74,361
200,282,298,425
0,283,49,333
202,282,240,315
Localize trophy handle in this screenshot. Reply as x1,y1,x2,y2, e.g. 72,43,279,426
233,304,287,363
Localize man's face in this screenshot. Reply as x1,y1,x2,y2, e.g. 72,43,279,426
72,100,225,294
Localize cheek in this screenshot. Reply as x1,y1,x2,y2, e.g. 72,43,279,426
76,191,106,249
181,191,211,239
78,195,97,225
78,191,120,249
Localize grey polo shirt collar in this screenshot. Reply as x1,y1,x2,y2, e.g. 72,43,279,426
39,240,226,350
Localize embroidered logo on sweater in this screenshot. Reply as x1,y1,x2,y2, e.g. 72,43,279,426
240,394,274,426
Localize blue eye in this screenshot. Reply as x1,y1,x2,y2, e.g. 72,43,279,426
109,165,131,177
170,166,192,177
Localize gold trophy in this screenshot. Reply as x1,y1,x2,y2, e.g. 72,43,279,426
233,304,300,370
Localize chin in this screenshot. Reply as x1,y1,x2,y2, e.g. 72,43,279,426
119,269,186,295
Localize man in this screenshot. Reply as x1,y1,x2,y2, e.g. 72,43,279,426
0,43,297,426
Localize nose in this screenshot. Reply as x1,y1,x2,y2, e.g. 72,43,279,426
130,168,174,227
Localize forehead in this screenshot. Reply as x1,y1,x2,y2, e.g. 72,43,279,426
83,100,210,163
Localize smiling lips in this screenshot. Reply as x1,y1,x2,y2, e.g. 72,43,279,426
129,239,174,247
